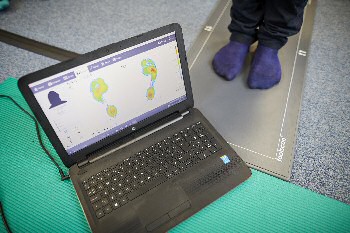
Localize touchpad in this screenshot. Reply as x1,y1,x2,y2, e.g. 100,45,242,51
133,182,190,231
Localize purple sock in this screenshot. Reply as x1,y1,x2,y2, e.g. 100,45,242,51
212,41,249,81
247,45,282,89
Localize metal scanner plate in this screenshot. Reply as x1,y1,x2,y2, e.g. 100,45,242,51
187,0,316,180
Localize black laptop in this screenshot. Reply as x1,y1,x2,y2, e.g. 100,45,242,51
18,23,251,233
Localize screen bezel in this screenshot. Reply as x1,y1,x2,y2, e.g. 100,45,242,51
18,23,194,168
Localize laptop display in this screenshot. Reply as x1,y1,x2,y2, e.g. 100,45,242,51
28,32,187,155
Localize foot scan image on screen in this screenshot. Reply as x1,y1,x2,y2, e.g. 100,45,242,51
90,78,118,118
28,31,186,155
141,58,158,100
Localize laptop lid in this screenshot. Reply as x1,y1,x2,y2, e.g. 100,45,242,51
18,23,194,168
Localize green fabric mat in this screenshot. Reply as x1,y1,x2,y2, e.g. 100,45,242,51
0,77,349,233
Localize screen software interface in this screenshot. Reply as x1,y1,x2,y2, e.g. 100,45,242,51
29,32,187,155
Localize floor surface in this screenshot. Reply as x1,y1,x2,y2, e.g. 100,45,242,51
0,0,349,204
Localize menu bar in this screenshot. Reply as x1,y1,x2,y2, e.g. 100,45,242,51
30,33,176,95
88,34,176,72
30,72,76,94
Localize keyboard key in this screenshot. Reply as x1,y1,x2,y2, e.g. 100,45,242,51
87,187,97,196
145,174,152,181
124,176,132,184
96,209,104,219
104,180,111,187
181,131,194,142
104,205,112,214
138,179,145,186
96,184,104,192
170,160,180,167
209,147,218,154
189,147,197,154
178,141,190,152
189,134,199,141
192,123,204,133
165,172,173,179
89,179,97,187
120,197,128,206
198,150,212,160
83,183,90,190
210,138,222,150
166,164,176,172
124,186,132,193
96,176,104,182
109,186,118,193
111,176,118,183
101,189,109,197
177,164,187,171
197,129,212,139
102,168,109,173
126,168,133,175
184,159,193,167
112,201,120,209
178,153,191,163
131,174,138,181
116,190,124,197
90,194,101,203
92,201,102,211
110,194,117,201
173,168,180,175
191,156,200,164
202,139,212,148
131,182,139,190
101,198,109,206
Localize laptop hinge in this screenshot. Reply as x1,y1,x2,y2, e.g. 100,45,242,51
77,160,89,168
87,110,190,164
181,110,190,117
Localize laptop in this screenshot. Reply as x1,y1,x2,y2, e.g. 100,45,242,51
18,23,251,233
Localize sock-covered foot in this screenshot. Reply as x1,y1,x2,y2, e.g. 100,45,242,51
247,45,281,89
212,41,249,81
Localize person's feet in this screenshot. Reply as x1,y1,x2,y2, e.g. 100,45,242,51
247,45,281,89
212,41,249,81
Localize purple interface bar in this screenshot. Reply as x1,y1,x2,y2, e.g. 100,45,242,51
66,95,187,155
88,34,176,72
30,72,76,94
29,33,176,94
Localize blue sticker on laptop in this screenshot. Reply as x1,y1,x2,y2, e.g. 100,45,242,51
220,155,231,164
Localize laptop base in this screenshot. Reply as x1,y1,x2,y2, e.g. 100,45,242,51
70,108,251,233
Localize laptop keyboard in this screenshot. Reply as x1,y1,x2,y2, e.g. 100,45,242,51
82,122,222,219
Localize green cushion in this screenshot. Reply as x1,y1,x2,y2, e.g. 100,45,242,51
1,77,349,233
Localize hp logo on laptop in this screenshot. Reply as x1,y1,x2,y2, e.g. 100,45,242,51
132,127,136,131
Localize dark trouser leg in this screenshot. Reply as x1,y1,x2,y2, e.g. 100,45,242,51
228,0,264,45
258,0,308,49
248,0,308,89
213,0,263,81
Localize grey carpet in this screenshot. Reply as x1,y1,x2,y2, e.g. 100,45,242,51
290,0,350,204
0,0,349,204
0,42,57,82
0,0,217,54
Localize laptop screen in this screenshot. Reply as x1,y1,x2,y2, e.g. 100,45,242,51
28,32,187,155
